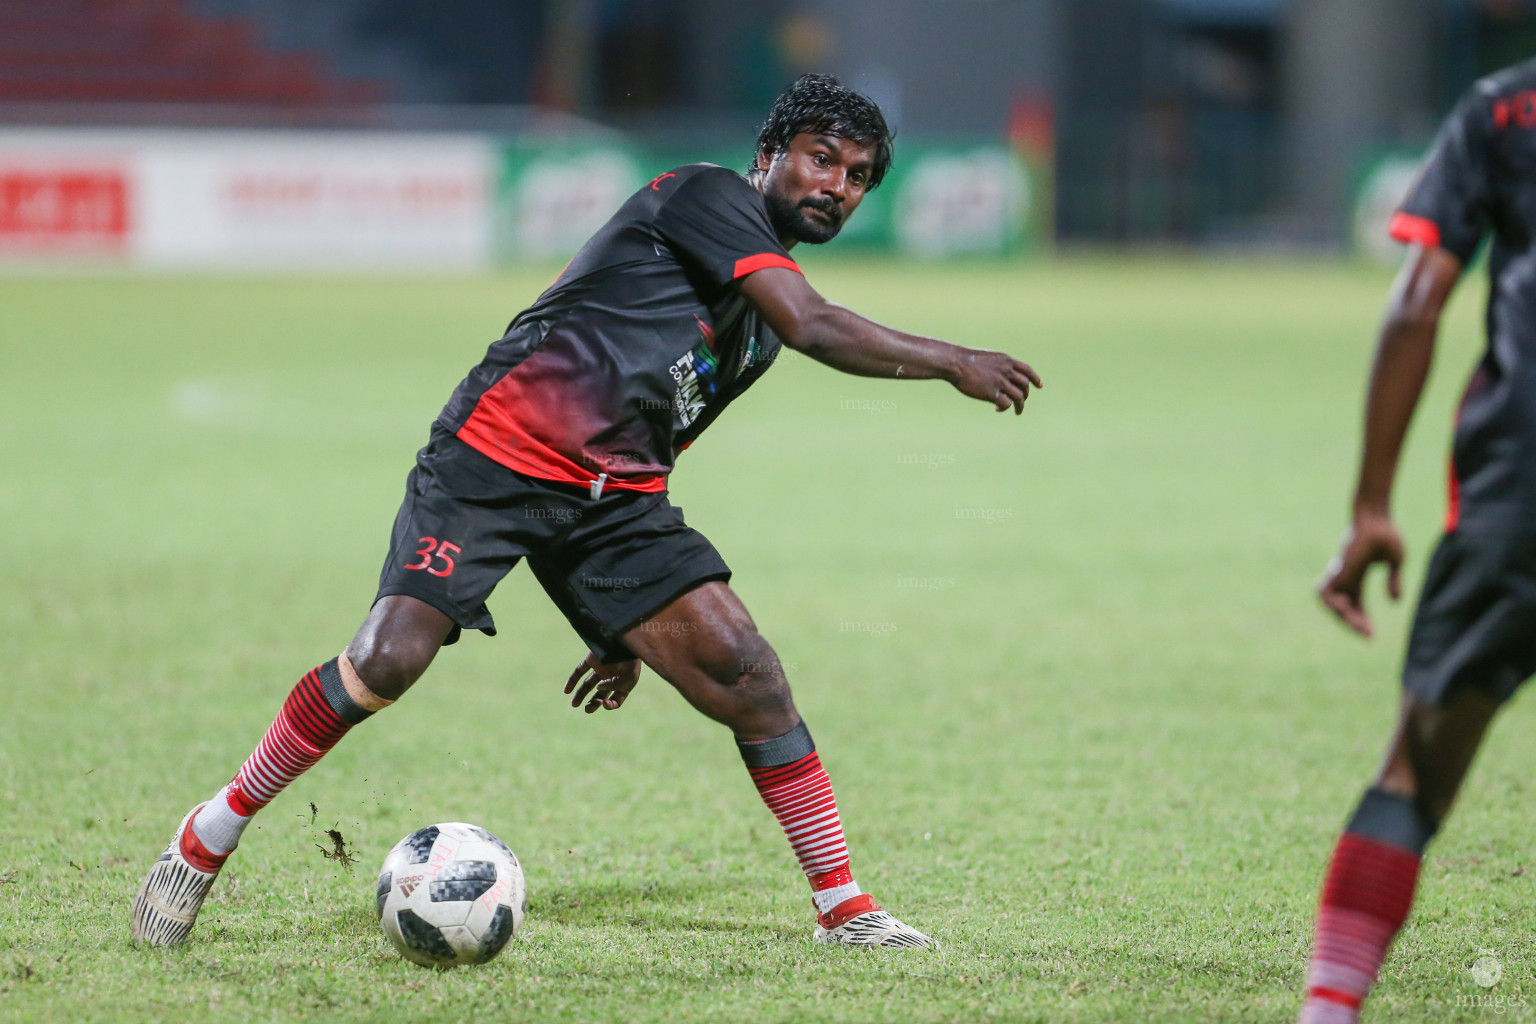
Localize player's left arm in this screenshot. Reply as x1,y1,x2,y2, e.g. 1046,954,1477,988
739,266,1042,414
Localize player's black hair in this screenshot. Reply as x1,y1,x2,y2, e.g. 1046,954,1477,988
752,74,893,188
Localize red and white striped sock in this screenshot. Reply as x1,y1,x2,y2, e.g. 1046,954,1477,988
189,658,381,864
739,723,862,915
1299,790,1434,1024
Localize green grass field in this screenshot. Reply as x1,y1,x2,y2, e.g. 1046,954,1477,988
2,256,1532,1023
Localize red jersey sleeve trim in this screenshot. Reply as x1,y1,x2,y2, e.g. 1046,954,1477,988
733,253,802,279
1388,212,1442,249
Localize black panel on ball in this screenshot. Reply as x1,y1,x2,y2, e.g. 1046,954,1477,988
477,905,517,960
375,872,392,920
395,909,456,962
400,826,440,865
429,860,497,902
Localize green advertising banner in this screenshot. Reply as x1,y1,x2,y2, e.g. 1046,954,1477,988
1351,150,1424,264
494,141,645,261
498,138,1048,261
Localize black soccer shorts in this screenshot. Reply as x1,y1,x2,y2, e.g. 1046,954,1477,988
1402,529,1536,706
375,427,731,662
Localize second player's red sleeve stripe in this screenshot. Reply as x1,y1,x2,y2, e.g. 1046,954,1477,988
733,253,802,278
1388,212,1441,249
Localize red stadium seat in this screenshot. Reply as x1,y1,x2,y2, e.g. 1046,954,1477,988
0,0,386,106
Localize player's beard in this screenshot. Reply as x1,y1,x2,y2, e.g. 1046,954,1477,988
764,187,843,244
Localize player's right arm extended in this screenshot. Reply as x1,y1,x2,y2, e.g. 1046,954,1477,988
739,266,1041,414
1318,243,1463,636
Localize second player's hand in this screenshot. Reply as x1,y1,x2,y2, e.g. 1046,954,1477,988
564,653,642,713
951,348,1042,414
1318,512,1406,638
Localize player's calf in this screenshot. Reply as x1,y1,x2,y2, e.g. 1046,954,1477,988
1298,789,1438,1022
740,721,934,949
130,655,393,946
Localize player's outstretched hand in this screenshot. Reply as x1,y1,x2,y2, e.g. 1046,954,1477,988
951,348,1042,414
1317,512,1405,638
564,653,642,713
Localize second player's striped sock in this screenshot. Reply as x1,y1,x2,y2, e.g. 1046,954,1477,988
738,722,863,914
1298,788,1437,1024
189,658,385,865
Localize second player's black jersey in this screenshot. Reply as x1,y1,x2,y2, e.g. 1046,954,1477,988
438,164,799,493
1393,59,1536,529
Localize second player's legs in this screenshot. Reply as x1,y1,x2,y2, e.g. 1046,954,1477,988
1298,688,1501,1023
1373,688,1499,821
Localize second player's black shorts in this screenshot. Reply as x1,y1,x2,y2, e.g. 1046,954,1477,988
1403,528,1536,706
376,427,731,662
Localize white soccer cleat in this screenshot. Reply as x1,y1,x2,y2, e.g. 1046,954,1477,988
130,802,227,947
812,894,935,949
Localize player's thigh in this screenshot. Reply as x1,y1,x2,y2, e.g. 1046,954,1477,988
1403,530,1536,707
375,431,544,646
621,581,796,737
1377,689,1501,819
535,490,737,664
620,580,769,682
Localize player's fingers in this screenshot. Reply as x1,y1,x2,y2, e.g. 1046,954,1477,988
1387,559,1403,601
995,379,1025,412
1007,369,1034,413
565,655,596,694
570,674,600,707
1320,586,1372,637
1014,361,1043,389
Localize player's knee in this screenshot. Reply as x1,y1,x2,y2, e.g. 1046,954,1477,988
346,631,436,701
712,631,792,710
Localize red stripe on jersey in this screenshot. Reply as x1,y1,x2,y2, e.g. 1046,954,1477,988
732,253,802,279
457,370,669,494
1445,456,1462,532
1388,212,1441,249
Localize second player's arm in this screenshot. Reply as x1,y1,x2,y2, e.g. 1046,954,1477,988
739,266,1042,413
1319,243,1463,636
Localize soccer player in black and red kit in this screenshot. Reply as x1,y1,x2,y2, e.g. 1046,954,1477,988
1300,61,1536,1021
131,75,1041,951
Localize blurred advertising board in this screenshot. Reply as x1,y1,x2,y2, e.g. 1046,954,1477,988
0,129,494,269
493,142,644,260
639,141,1044,259
1351,150,1424,264
0,133,133,256
134,133,493,269
0,130,1045,268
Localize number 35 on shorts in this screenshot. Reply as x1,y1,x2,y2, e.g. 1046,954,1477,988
404,536,461,577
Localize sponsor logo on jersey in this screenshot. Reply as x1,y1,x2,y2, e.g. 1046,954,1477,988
668,317,722,427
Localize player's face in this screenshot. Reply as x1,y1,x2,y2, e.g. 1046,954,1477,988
758,133,874,245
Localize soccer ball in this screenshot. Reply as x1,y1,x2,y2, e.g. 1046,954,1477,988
376,822,526,967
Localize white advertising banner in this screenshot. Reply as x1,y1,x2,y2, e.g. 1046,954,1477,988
0,129,496,269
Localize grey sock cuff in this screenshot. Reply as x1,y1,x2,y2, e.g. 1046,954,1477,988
1345,787,1439,854
736,722,815,768
318,658,374,726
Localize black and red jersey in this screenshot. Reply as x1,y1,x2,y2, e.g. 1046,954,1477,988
1392,60,1536,530
438,164,800,493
